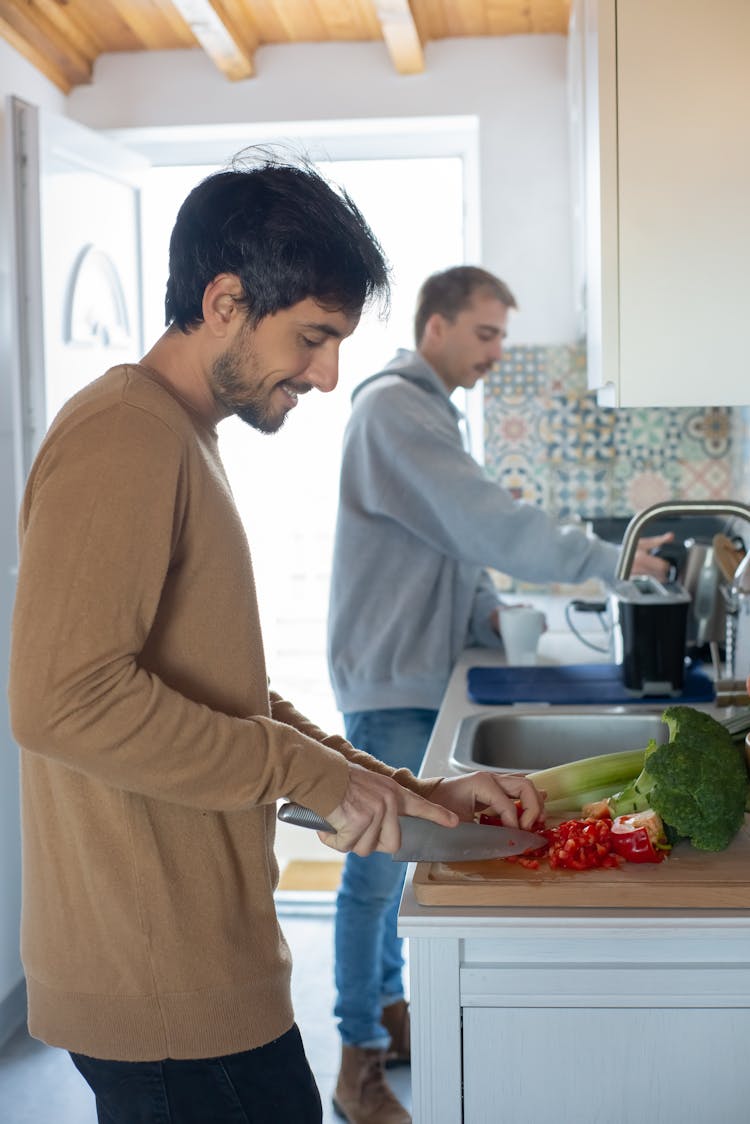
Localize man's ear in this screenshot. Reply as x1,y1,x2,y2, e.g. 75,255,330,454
423,312,446,345
202,273,245,338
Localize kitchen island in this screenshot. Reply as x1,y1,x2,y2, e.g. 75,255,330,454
399,641,750,1124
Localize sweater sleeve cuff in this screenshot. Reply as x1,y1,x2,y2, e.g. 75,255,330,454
284,740,351,820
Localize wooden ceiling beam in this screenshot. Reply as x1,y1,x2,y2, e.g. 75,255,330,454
373,0,424,74
168,0,257,80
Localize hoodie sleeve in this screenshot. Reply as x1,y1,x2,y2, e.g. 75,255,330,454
350,380,619,588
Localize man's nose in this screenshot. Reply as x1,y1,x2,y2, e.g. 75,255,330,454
307,347,340,393
490,337,504,364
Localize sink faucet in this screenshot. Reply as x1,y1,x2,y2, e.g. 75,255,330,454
615,500,750,581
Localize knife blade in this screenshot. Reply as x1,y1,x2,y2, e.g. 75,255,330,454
277,802,546,862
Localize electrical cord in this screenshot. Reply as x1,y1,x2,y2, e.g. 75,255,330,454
565,598,612,654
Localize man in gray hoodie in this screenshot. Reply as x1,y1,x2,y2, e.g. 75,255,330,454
326,266,669,1123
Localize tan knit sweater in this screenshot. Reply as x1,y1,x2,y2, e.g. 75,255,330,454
9,364,438,1061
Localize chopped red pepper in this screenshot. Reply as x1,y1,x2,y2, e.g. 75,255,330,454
479,804,674,871
479,812,622,871
541,815,621,871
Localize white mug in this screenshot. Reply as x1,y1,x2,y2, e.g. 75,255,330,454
500,606,545,666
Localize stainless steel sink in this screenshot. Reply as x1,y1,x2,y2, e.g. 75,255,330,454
449,708,669,773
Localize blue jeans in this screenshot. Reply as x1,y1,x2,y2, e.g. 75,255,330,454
335,707,438,1048
70,1024,322,1123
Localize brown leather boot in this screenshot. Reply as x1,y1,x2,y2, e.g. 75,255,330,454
381,998,411,1067
332,1045,411,1123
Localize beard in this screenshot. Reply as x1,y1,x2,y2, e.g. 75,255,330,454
210,335,288,435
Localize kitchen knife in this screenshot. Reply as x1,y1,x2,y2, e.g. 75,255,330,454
277,802,546,862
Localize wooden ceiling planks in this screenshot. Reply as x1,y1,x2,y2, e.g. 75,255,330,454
319,0,382,42
105,0,192,50
0,0,570,93
412,0,570,37
0,0,96,92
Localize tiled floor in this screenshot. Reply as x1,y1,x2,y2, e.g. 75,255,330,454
0,898,411,1123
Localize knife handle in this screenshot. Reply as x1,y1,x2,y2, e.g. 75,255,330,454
277,802,334,832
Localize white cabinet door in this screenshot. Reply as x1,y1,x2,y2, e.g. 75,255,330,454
463,1006,750,1124
579,0,750,407
8,97,147,493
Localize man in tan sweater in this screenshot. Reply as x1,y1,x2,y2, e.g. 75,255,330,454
8,157,543,1124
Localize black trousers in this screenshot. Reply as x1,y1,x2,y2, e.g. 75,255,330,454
70,1024,323,1124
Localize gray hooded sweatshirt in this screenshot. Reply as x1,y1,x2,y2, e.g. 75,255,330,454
327,349,619,713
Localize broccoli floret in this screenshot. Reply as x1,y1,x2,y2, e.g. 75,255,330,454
607,705,749,852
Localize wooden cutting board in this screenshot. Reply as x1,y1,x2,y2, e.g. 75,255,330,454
412,818,750,909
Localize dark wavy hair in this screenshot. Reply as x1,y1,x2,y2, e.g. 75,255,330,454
414,266,517,345
164,150,390,331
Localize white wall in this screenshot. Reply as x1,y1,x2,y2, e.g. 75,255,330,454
0,39,66,1033
68,37,576,346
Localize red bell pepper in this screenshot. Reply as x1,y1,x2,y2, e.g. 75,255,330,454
610,811,667,863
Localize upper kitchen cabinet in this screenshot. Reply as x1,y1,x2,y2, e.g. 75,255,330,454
570,0,750,407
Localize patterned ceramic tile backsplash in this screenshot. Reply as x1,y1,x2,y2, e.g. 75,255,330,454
483,344,749,591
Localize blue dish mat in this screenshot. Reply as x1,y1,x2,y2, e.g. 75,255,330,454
467,663,715,706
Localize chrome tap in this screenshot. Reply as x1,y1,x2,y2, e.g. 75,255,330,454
615,500,750,580
616,500,750,681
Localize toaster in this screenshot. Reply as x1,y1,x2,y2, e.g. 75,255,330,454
610,576,691,696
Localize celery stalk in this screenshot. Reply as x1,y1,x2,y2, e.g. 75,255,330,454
527,747,646,808
542,786,630,816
